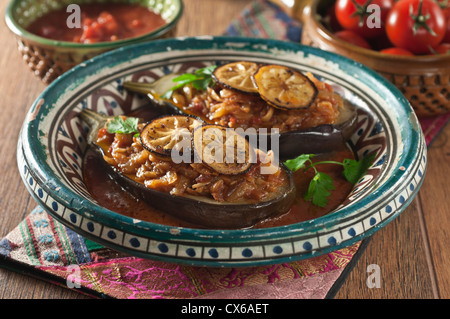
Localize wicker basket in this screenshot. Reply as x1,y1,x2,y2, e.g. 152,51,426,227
300,0,450,117
6,0,182,85
15,28,177,84
16,40,109,84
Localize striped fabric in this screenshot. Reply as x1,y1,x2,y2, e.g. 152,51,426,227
1,206,91,267
226,0,302,42
0,206,362,299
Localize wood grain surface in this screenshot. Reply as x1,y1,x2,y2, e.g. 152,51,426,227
0,0,448,299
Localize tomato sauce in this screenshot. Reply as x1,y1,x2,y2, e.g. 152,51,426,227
83,148,354,229
26,4,167,43
82,107,355,230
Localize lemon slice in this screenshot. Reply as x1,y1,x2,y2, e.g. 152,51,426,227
213,61,259,94
140,115,204,157
193,124,255,175
252,64,318,109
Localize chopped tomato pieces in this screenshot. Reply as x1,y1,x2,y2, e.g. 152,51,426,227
27,4,167,43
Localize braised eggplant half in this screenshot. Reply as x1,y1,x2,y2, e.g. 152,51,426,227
79,109,296,229
123,63,357,161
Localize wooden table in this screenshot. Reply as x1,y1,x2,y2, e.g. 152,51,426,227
0,0,448,299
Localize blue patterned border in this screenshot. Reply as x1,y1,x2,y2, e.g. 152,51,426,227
18,132,426,266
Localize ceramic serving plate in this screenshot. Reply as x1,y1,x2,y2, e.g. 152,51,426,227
17,37,427,267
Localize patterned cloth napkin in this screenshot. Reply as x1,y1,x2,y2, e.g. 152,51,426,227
0,206,363,299
1,0,448,299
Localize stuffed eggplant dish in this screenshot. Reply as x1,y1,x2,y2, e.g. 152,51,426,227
81,62,370,230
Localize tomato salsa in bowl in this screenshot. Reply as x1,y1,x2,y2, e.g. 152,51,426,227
26,3,168,44
5,0,183,83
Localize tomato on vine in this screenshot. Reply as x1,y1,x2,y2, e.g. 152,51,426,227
386,0,446,54
335,0,394,38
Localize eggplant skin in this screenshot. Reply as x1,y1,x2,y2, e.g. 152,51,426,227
277,124,351,161
91,143,296,229
80,109,297,229
103,157,296,229
124,173,295,229
246,122,357,162
254,105,358,161
147,97,358,162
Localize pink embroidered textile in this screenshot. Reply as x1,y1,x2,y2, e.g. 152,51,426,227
37,241,360,299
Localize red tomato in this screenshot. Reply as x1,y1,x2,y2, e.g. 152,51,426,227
81,25,101,43
386,0,446,54
380,47,415,55
335,0,393,38
444,16,450,43
437,0,450,18
432,43,450,54
445,6,450,18
334,30,372,49
97,12,119,36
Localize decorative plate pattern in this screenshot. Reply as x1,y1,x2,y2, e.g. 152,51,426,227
18,37,427,267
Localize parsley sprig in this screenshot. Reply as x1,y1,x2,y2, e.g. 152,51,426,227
106,116,140,137
285,153,375,207
162,65,216,99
